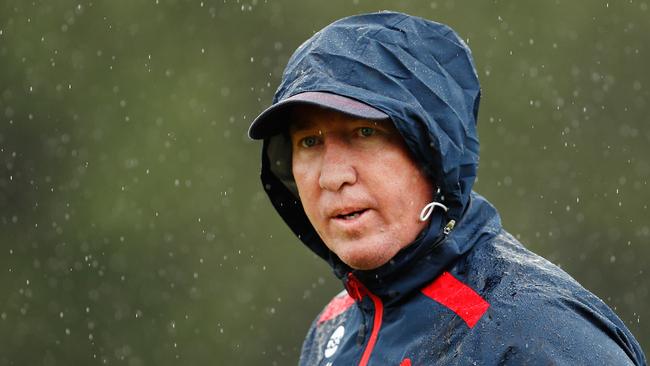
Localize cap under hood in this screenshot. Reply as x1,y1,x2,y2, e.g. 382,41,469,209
254,11,483,297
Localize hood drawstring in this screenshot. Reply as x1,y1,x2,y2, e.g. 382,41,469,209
419,201,448,222
419,200,456,236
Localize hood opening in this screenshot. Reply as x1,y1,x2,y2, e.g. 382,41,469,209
254,11,482,285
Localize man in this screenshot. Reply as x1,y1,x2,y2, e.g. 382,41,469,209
248,11,646,365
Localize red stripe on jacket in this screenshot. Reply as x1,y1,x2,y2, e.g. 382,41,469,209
421,271,489,328
318,293,356,324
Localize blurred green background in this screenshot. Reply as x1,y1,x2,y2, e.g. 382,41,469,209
1,0,648,364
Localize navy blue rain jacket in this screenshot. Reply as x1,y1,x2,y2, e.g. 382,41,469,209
254,11,647,366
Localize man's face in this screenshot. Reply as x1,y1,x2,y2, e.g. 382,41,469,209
290,106,434,270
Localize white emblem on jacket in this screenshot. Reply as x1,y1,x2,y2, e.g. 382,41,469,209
324,325,345,358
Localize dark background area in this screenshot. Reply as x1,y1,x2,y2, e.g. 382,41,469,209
1,0,648,364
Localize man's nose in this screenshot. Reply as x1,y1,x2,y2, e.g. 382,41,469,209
318,138,357,192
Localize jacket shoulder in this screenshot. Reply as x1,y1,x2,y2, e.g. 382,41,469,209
456,230,646,365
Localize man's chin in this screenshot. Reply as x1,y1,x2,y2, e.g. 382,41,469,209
339,249,393,271
325,234,400,270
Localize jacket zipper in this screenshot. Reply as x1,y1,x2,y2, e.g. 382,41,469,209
346,273,384,366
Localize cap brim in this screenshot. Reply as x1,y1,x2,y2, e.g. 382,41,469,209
248,91,389,139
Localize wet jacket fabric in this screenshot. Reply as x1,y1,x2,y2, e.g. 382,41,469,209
254,11,647,366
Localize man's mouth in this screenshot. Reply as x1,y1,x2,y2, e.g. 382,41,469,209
335,209,368,220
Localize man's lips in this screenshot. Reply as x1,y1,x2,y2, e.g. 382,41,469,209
334,208,369,220
329,207,370,221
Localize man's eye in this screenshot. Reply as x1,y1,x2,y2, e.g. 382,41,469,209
358,127,376,137
300,136,319,148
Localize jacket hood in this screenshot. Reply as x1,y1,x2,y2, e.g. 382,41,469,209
256,11,483,295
